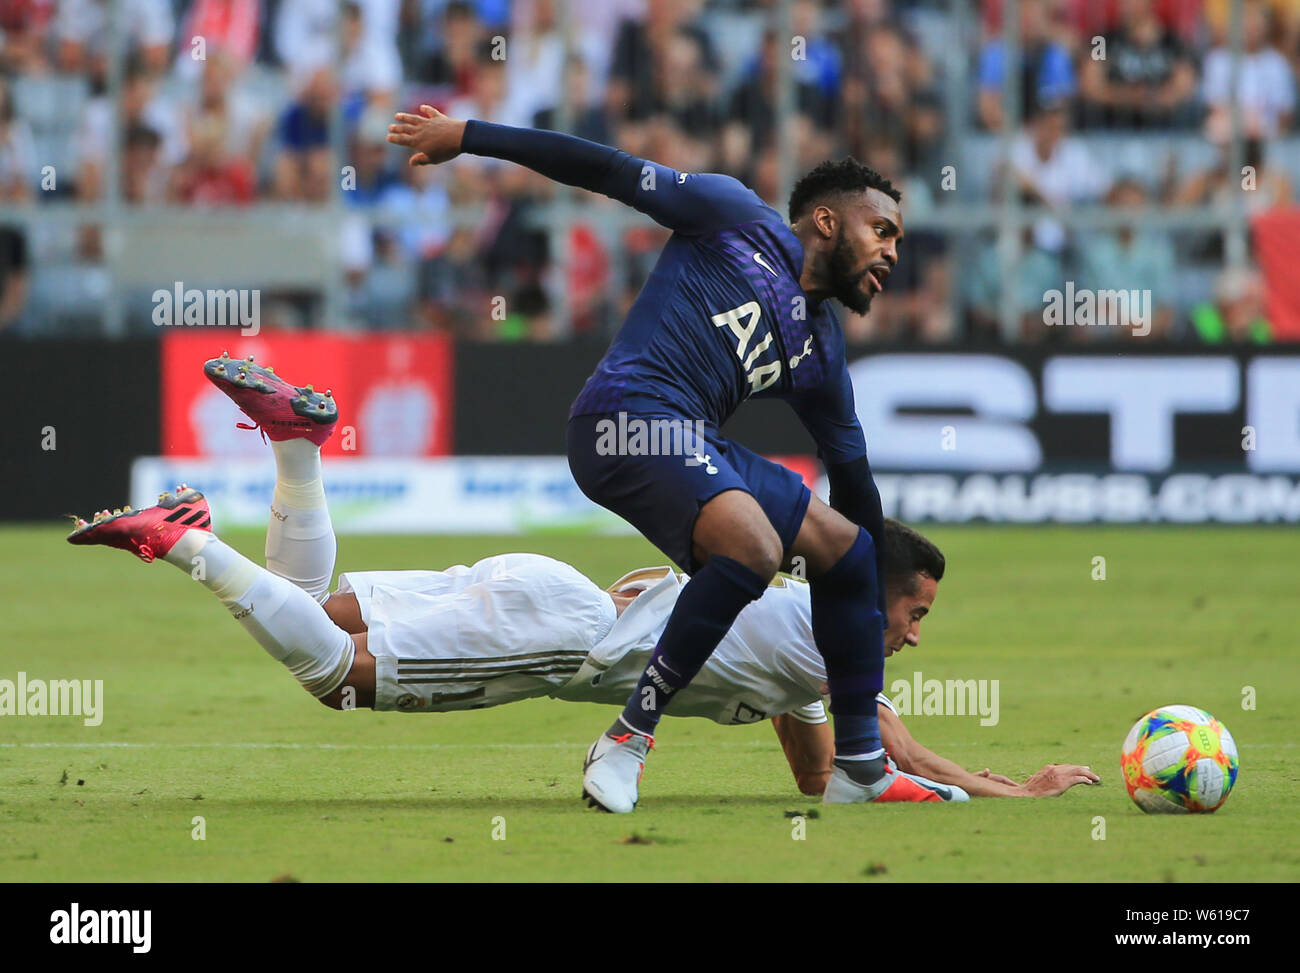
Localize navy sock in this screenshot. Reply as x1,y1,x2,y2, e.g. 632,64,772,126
811,528,885,760
616,555,768,736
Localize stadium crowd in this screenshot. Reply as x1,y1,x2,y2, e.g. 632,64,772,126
0,0,1296,343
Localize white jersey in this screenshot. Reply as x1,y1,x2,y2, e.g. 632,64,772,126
554,567,830,726
338,554,894,727
337,554,617,715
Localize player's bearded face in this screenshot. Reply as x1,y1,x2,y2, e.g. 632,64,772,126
829,226,873,315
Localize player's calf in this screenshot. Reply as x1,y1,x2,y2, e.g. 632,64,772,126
805,525,889,778
204,353,339,604
583,490,777,810
69,489,356,704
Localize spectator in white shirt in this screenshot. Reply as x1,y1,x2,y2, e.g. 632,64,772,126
1202,0,1296,138
341,0,402,102
274,0,336,74
502,0,565,131
1009,99,1111,254
55,0,174,75
1011,101,1112,209
76,58,186,201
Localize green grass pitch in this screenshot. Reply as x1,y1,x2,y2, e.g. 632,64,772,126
1,523,1296,882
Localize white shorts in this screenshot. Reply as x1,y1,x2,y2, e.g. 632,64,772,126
336,553,617,714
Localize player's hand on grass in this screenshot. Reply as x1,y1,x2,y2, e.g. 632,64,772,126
1019,764,1101,797
387,105,466,166
975,768,1019,787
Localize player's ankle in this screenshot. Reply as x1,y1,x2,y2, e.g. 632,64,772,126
608,714,655,741
833,751,886,785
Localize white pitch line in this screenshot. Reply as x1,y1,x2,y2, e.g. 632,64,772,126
0,741,1290,751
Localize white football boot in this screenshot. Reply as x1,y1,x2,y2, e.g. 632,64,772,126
582,728,654,813
891,768,970,802
822,756,970,803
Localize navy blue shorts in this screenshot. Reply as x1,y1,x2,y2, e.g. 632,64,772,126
567,411,812,573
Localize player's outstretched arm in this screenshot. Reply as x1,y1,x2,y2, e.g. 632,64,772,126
880,705,1100,798
387,105,770,235
773,705,1021,798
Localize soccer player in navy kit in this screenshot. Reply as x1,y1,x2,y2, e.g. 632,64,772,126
389,105,937,812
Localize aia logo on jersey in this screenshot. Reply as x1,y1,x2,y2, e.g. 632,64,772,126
711,301,782,396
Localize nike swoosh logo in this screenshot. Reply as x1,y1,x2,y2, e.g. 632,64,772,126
753,252,778,277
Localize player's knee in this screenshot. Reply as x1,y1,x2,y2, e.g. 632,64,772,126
316,685,348,710
316,682,373,710
730,531,783,581
316,638,376,711
757,536,785,580
322,593,366,635
696,524,782,580
317,692,343,710
813,528,876,594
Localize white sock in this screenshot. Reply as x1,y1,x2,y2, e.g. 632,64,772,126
167,530,354,698
265,438,336,604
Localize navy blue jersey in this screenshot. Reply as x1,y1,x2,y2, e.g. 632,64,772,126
461,121,868,468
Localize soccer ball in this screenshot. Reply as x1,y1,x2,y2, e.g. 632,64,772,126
1121,705,1239,813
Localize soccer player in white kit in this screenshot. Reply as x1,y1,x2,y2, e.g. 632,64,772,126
68,356,1098,802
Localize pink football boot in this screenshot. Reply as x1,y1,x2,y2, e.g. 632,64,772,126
203,352,338,446
67,486,211,563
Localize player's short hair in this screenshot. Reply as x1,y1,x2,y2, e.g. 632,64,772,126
883,519,945,596
787,157,901,223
